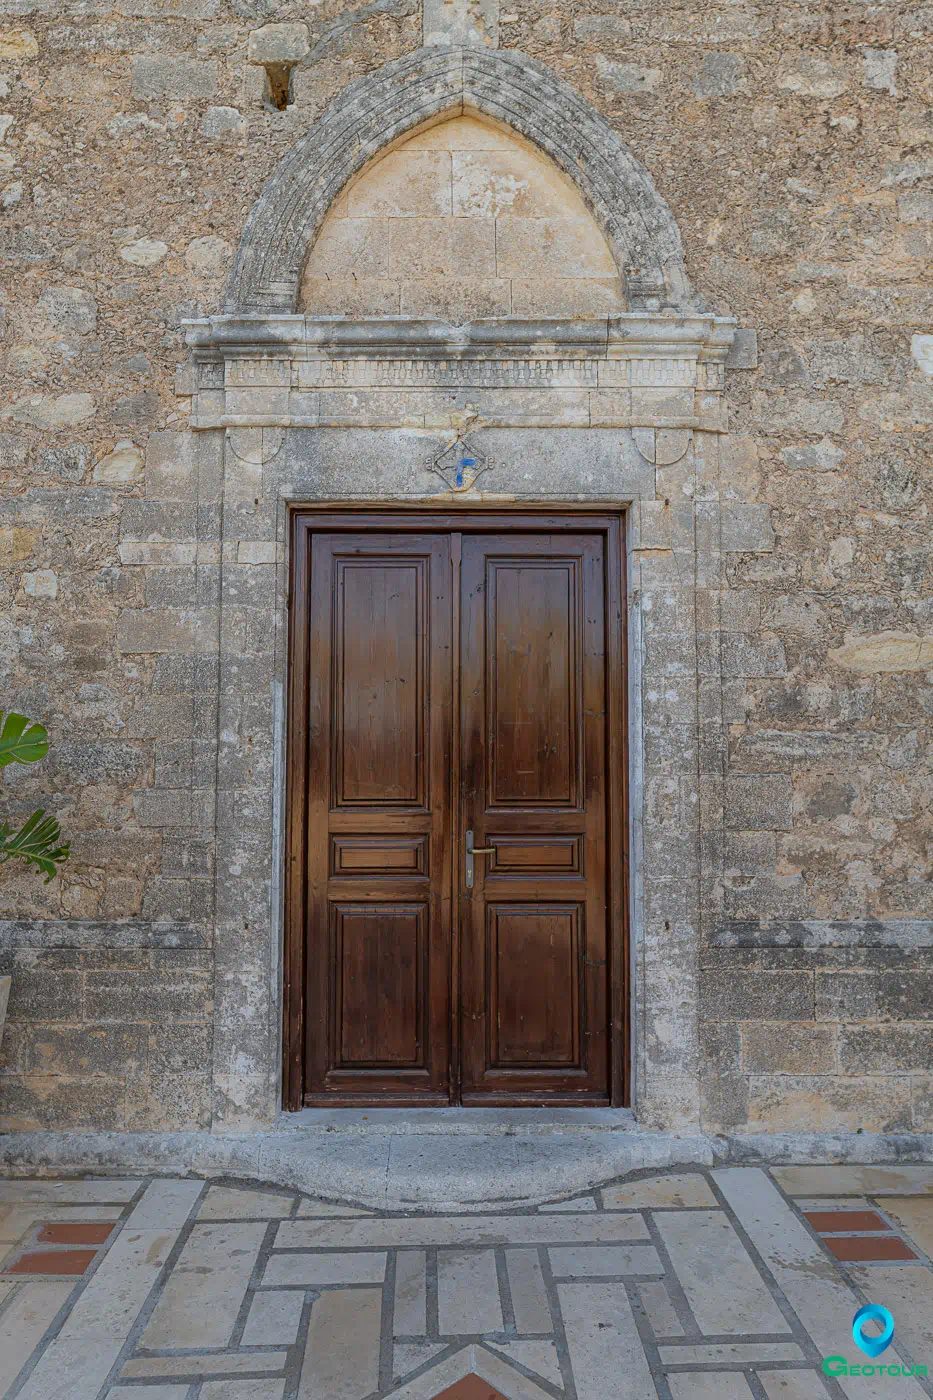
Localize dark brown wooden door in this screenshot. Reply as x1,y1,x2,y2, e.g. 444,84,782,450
300,532,453,1102
459,534,611,1102
287,514,624,1108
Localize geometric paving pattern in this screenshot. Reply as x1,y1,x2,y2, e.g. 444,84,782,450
1,1164,932,1398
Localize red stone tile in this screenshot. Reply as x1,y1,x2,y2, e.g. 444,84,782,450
37,1222,114,1245
806,1210,891,1234
432,1381,508,1400
5,1249,98,1276
824,1235,918,1263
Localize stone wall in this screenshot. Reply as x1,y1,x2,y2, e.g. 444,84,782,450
0,0,931,1139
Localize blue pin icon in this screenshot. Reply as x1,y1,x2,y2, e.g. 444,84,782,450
852,1304,895,1359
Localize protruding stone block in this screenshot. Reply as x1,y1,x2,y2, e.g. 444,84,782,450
246,22,309,66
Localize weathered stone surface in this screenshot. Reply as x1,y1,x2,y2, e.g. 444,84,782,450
93,439,143,483
830,631,933,673
6,392,95,429
131,56,216,99
247,21,308,65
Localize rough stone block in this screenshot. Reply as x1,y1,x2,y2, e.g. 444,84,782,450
700,969,814,1022
742,1022,836,1074
201,106,248,142
747,1074,911,1133
721,633,786,678
132,789,193,829
117,609,218,655
349,151,451,218
724,328,758,369
424,0,498,49
400,277,511,320
721,504,774,553
838,1024,933,1072
246,22,308,65
388,217,496,278
131,57,217,100
496,218,616,279
725,774,793,830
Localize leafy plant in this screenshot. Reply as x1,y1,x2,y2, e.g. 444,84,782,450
0,710,70,883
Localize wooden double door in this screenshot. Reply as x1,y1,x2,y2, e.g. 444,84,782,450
285,512,627,1107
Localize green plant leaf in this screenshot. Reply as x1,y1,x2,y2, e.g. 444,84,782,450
0,711,49,768
0,808,71,883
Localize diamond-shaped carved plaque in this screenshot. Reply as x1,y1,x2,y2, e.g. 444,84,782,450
432,436,491,491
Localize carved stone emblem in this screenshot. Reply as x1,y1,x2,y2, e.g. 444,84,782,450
432,436,492,491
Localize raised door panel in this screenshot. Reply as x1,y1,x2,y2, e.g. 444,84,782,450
488,904,583,1067
460,533,612,1103
334,903,426,1067
333,558,426,809
302,532,452,1103
487,560,581,809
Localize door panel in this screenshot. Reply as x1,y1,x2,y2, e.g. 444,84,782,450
303,533,452,1102
459,534,610,1103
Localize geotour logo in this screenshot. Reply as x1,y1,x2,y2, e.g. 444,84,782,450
821,1305,930,1380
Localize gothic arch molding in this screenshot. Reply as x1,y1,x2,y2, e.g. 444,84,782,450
225,46,695,315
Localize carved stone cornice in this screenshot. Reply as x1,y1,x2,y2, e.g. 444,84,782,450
181,314,736,440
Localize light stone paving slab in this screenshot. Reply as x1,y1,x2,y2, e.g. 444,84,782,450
0,1279,76,1396
15,1335,123,1400
393,1248,427,1334
505,1248,552,1334
877,1196,933,1256
438,1248,503,1334
540,1196,597,1212
276,1212,649,1248
299,1288,382,1399
57,1226,176,1340
486,1340,563,1387
559,1280,658,1400
772,1165,933,1197
122,1353,289,1379
714,1168,929,1400
548,1243,663,1276
667,1375,754,1399
201,1383,286,1400
127,1179,203,1228
0,1206,124,1241
108,1389,189,1400
295,1199,373,1217
757,1371,833,1399
199,1186,293,1219
654,1210,790,1336
603,1174,718,1210
639,1280,685,1338
0,1181,141,1204
142,1221,266,1348
847,1264,933,1354
393,1341,446,1380
262,1248,387,1286
241,1287,305,1344
659,1342,805,1364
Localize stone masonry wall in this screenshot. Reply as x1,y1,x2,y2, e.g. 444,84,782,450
0,0,931,1137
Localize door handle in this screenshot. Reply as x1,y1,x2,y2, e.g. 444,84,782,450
464,829,495,890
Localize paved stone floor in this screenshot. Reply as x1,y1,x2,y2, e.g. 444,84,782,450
1,1165,932,1399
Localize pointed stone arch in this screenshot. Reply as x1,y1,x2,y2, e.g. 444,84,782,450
225,46,694,314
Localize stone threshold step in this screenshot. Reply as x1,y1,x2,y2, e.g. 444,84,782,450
270,1107,639,1136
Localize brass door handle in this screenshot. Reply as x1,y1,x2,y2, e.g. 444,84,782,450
465,830,495,889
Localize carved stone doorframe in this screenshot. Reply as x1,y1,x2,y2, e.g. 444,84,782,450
180,39,742,1131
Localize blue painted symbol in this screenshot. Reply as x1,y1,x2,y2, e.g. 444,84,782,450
456,455,477,488
853,1304,895,1358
